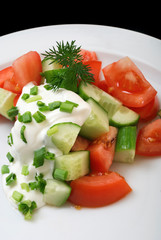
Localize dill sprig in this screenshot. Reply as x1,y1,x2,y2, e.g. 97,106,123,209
41,40,94,92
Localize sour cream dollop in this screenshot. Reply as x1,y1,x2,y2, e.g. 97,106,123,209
2,83,91,208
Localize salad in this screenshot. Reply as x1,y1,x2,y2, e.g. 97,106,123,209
0,40,161,220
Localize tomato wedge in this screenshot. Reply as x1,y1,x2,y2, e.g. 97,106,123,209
130,95,160,121
68,172,132,207
80,49,97,63
87,126,118,173
84,60,102,86
136,119,161,156
102,57,157,108
12,51,42,89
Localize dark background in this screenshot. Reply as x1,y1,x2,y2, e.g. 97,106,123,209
0,5,160,39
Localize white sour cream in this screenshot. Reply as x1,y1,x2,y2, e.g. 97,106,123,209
2,83,91,209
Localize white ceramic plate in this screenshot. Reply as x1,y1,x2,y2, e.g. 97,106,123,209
0,24,161,240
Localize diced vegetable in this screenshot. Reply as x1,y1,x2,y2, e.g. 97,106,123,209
49,122,81,154
80,98,109,140
68,172,132,207
109,105,139,127
87,126,118,173
43,179,71,207
114,126,137,163
102,57,157,108
136,119,161,156
0,88,16,119
55,151,90,181
79,82,121,118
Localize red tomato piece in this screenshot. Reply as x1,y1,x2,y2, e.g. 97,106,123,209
12,51,42,89
0,66,14,87
71,136,91,152
130,95,160,121
84,60,102,85
80,49,97,63
136,119,161,156
68,172,132,207
102,57,157,108
3,79,21,94
87,126,118,173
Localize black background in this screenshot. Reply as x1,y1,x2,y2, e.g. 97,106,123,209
0,4,160,39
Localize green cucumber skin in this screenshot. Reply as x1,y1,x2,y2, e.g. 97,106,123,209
110,106,140,128
80,98,109,140
114,126,137,163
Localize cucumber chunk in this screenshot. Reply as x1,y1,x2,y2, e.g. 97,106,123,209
42,59,62,72
49,122,81,154
0,88,16,119
110,105,140,127
43,179,71,207
78,82,121,118
114,126,137,163
80,98,109,140
55,151,90,181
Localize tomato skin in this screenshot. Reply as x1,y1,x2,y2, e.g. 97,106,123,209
130,95,160,121
87,126,118,173
102,57,157,107
0,66,14,87
84,60,102,85
80,49,97,63
136,119,161,156
68,172,132,207
12,51,42,89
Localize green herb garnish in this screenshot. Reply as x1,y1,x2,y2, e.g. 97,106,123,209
18,200,37,220
41,40,94,92
33,111,46,123
6,152,14,162
6,172,16,185
33,147,46,168
1,165,10,174
29,173,46,194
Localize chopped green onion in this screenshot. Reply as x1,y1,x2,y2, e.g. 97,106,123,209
33,147,46,168
21,93,30,100
29,173,46,193
25,95,42,103
21,165,29,176
37,101,45,107
6,152,14,162
7,106,19,120
6,173,16,185
33,111,46,123
65,100,79,107
18,200,37,220
12,191,23,202
60,101,75,113
38,105,49,112
47,125,58,136
20,125,27,143
45,151,55,160
22,111,32,123
44,84,53,90
53,168,68,181
48,101,61,111
21,183,30,192
7,133,13,146
18,113,23,122
30,85,38,95
1,165,10,174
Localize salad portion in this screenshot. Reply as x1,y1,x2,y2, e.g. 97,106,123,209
0,41,161,220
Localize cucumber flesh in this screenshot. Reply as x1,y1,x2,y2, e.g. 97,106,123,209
110,105,139,127
78,82,121,118
0,88,16,119
42,59,62,72
55,151,90,181
49,122,81,155
80,97,109,140
114,126,137,163
43,179,71,207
